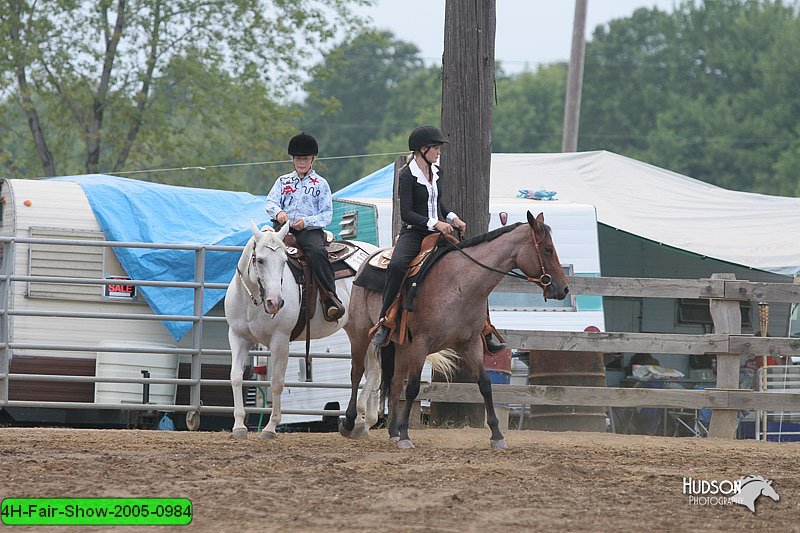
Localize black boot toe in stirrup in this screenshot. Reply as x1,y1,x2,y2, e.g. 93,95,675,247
371,326,390,348
485,334,507,354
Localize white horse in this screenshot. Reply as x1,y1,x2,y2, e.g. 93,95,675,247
225,221,362,440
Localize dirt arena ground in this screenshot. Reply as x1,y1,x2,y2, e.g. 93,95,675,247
1,427,799,532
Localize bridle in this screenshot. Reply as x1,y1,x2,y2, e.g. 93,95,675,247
444,223,553,300
236,238,285,316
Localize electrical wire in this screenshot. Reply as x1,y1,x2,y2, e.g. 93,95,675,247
108,150,408,177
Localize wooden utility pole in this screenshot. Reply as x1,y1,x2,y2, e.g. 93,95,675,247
440,0,495,234
391,156,406,243
562,0,588,152
432,0,496,427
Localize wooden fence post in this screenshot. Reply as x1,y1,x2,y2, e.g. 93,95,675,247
708,273,741,439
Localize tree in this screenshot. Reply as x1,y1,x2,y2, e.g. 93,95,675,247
350,65,444,183
493,65,566,153
579,0,800,196
125,51,297,192
0,0,366,177
300,30,425,190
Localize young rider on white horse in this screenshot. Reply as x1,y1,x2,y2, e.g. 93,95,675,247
265,132,344,321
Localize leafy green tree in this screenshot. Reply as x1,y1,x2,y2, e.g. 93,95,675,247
0,0,367,177
580,0,800,196
348,65,444,182
124,51,297,192
493,64,566,153
299,30,425,190
579,6,677,155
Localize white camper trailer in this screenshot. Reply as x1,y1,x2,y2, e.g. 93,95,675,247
0,178,368,430
0,178,238,427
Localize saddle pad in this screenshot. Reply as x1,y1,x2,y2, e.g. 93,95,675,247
354,250,388,292
340,242,370,272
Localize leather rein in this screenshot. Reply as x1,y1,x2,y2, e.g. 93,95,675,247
444,224,553,299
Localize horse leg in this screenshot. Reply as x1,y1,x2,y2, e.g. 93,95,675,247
394,345,426,449
478,366,507,449
365,348,382,429
357,343,382,434
260,334,290,439
387,348,408,444
460,336,508,449
229,332,252,440
340,338,367,438
395,372,422,449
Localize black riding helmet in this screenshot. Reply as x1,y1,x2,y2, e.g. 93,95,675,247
288,132,319,156
408,125,448,152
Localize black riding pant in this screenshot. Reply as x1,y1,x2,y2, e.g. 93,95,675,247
379,228,428,319
293,228,337,298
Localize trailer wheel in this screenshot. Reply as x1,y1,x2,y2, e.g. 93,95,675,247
186,411,201,431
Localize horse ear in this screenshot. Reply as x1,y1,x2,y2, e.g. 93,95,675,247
250,221,262,240
527,211,546,239
276,221,290,240
526,211,544,227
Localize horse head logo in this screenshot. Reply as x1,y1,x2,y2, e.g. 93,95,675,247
731,475,779,513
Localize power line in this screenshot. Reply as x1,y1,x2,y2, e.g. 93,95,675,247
109,150,407,176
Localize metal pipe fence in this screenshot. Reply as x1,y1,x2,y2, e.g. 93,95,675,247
0,235,354,424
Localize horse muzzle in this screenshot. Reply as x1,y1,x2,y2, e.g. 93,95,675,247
546,283,569,301
265,297,284,315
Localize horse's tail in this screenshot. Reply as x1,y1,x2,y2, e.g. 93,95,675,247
379,342,396,406
425,348,460,382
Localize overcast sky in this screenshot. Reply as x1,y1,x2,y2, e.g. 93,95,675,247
353,0,678,73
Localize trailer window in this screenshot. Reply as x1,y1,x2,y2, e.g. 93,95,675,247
677,298,753,329
27,227,105,300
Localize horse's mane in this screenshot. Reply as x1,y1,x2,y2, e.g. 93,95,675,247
458,222,523,249
458,220,550,249
740,475,768,485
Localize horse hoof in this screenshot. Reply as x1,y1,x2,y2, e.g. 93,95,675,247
491,439,508,450
397,439,415,449
388,436,400,444
338,418,354,438
350,424,369,438
259,430,278,440
232,428,248,441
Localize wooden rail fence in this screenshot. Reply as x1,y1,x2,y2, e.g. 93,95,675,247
416,273,800,439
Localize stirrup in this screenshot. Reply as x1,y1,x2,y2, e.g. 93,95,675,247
323,296,345,322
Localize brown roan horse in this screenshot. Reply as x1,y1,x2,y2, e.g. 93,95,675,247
340,211,569,449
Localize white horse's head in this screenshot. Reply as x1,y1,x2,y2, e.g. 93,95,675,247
249,221,290,315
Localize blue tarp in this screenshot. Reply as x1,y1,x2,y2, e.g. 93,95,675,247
332,163,393,199
51,175,270,341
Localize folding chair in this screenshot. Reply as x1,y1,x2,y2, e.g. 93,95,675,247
668,409,708,437
609,407,637,434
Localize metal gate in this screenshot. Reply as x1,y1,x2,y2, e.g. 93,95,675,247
0,235,353,430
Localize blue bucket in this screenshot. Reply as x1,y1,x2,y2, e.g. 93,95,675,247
487,369,511,385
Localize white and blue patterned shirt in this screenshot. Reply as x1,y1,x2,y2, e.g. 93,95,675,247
264,169,333,229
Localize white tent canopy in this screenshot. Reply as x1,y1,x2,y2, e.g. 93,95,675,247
490,151,800,277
